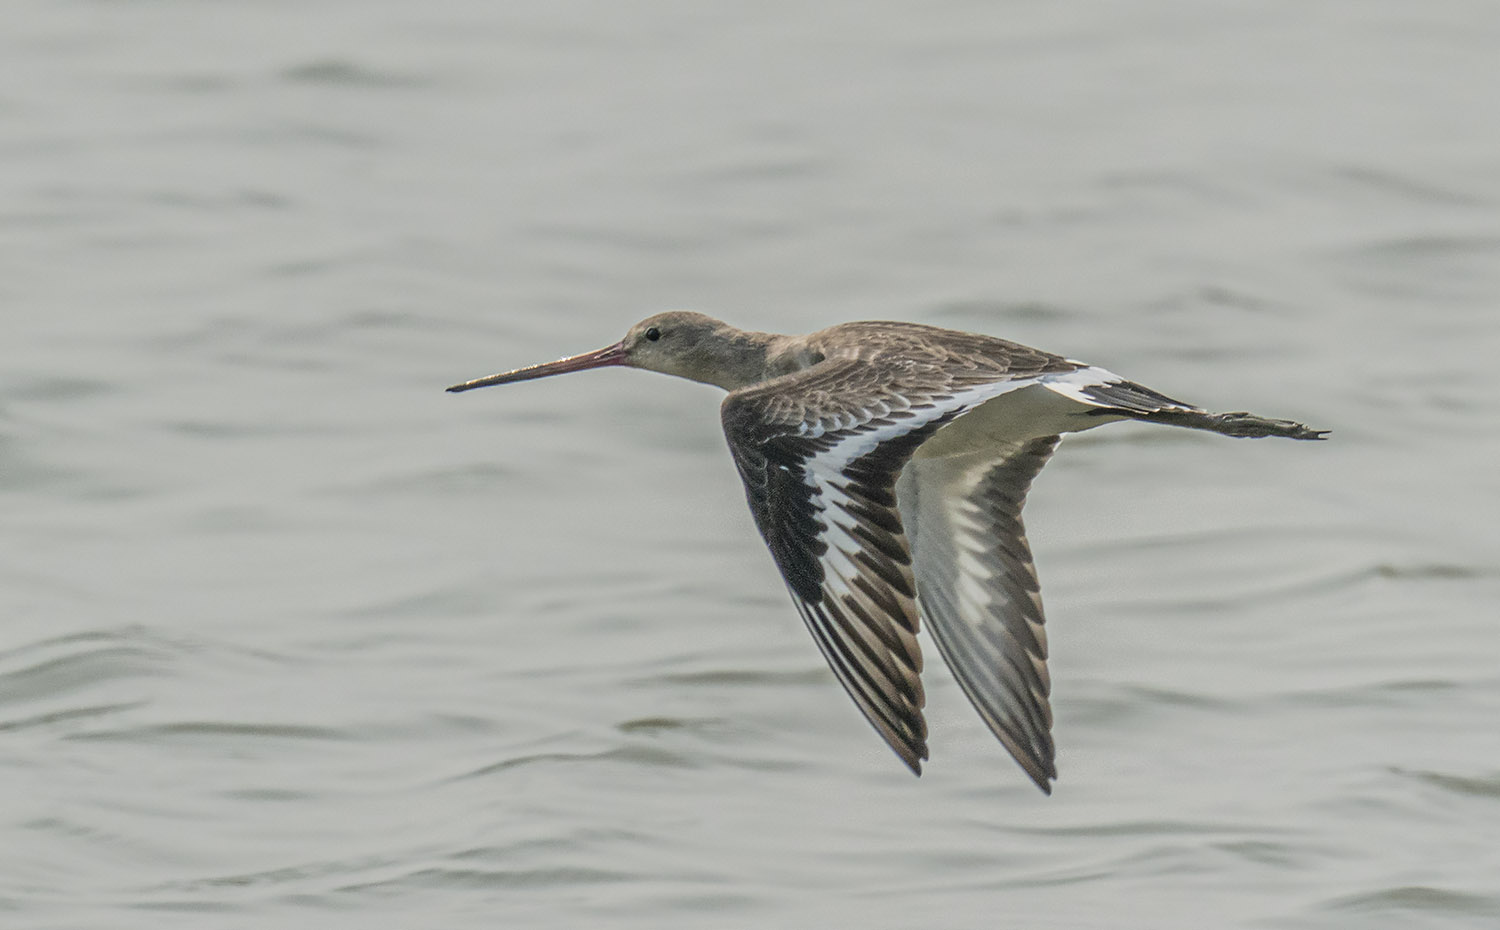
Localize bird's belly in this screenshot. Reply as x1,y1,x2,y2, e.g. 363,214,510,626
914,383,1120,459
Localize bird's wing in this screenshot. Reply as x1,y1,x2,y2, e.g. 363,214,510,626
896,438,1061,793
720,357,1033,772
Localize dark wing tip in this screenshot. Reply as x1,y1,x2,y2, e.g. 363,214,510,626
1001,738,1055,794
1025,764,1056,795
883,719,928,777
889,746,926,777
908,744,929,777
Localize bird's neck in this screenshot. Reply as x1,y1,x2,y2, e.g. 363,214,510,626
694,331,826,391
676,328,767,391
651,326,777,391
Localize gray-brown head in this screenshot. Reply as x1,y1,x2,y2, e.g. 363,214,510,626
446,311,775,393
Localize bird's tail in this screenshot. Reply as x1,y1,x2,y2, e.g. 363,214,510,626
1125,407,1329,440
1072,376,1329,440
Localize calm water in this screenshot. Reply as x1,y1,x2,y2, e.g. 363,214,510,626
4,2,1499,927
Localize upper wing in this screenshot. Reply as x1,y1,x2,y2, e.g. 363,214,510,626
897,438,1061,793
720,357,1031,772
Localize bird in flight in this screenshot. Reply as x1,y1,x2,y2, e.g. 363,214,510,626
448,311,1326,793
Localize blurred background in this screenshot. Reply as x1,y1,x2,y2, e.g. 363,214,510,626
3,2,1498,927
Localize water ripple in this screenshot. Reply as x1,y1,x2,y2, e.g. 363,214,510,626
0,701,144,734
450,744,699,781
63,721,349,744
1391,767,1500,800
1323,885,1500,918
0,629,180,708
279,60,437,89
334,864,631,895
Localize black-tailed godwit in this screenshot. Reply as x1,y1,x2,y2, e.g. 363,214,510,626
448,311,1326,793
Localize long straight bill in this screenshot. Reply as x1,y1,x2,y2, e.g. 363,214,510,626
446,342,628,392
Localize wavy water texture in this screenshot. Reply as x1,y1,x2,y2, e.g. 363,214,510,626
4,1,1500,928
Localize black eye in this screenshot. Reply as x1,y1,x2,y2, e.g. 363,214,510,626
645,327,662,342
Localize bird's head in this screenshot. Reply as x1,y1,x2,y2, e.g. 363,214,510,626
446,311,770,393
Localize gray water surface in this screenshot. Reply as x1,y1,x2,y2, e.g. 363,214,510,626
5,2,1500,928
